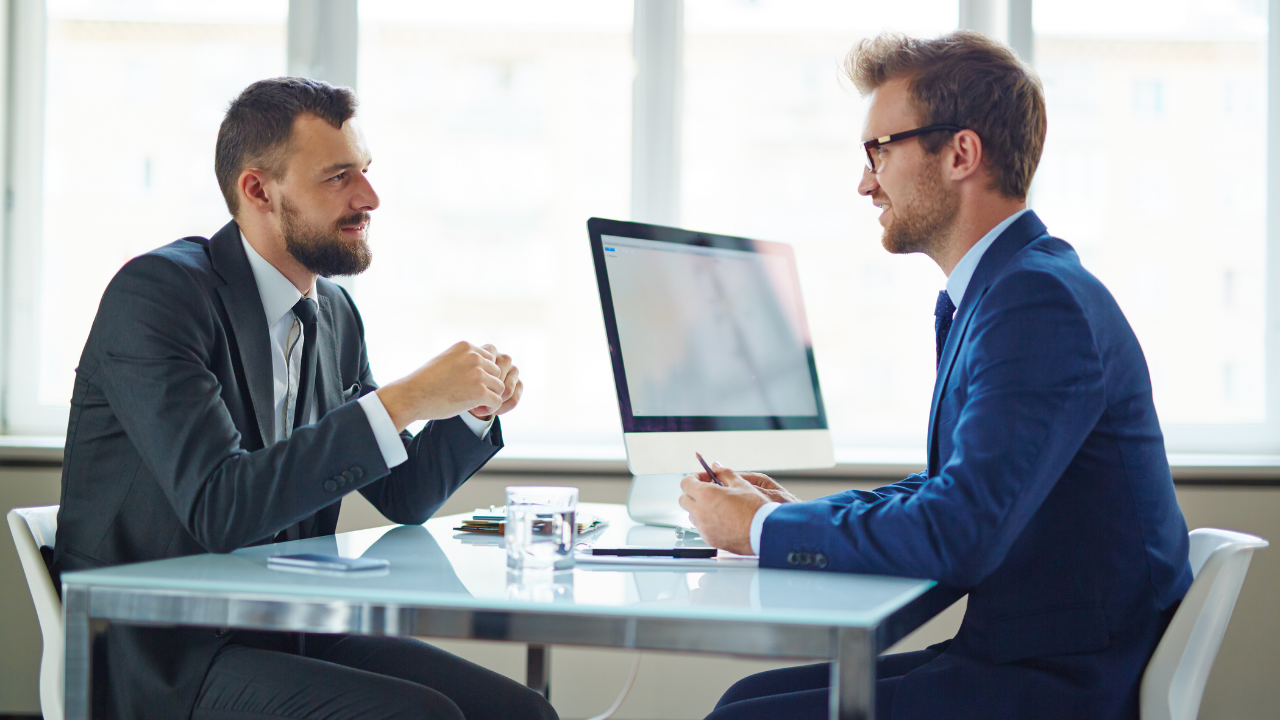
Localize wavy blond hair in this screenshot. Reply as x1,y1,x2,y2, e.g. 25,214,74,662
847,31,1046,200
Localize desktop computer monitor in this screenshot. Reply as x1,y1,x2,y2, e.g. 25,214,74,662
588,217,834,524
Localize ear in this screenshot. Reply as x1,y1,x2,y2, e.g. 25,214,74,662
237,168,274,214
946,129,984,182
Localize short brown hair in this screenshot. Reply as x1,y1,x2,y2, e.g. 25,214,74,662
215,77,358,215
846,31,1046,200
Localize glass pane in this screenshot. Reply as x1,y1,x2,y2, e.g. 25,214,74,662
39,0,287,405
1034,0,1267,425
682,1,959,450
355,0,633,445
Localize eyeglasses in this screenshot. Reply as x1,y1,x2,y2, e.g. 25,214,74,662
862,123,965,173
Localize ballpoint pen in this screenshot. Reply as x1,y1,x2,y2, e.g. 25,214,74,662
696,452,725,486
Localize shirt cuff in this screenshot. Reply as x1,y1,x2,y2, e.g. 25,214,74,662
749,502,782,556
358,392,409,469
459,411,494,440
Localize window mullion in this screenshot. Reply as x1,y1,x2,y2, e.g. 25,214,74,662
286,0,357,297
0,0,13,432
1267,0,1280,448
959,0,1003,40
1007,0,1033,64
631,0,682,226
287,0,357,90
3,0,50,434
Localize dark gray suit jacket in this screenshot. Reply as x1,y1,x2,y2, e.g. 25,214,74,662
51,220,501,719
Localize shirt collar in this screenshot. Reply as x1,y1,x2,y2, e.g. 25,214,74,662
239,229,316,326
945,208,1031,308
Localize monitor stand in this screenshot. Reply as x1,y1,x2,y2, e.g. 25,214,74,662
625,473,692,528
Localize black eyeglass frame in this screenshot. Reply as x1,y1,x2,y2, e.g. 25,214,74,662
862,123,965,172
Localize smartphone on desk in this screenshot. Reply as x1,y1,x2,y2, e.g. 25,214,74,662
267,553,390,574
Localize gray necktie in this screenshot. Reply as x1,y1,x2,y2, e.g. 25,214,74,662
282,297,318,543
290,297,318,433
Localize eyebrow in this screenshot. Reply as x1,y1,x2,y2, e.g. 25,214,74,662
318,157,372,176
319,161,357,176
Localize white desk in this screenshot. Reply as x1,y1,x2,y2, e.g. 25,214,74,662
62,503,953,720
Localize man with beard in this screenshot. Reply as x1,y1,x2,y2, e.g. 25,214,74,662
679,32,1191,720
50,78,556,720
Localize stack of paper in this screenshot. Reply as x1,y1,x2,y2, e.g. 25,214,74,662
453,507,607,536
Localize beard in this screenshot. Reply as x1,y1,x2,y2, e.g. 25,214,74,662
879,162,959,257
280,197,373,277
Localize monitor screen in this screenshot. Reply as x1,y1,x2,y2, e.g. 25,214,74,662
588,217,828,435
601,235,819,418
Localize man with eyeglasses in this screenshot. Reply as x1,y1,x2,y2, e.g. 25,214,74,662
680,31,1192,720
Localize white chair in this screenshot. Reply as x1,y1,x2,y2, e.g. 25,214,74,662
1141,527,1268,720
8,505,63,720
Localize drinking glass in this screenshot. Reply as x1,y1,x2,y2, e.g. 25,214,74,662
505,486,578,572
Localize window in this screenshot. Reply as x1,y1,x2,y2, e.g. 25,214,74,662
354,0,633,445
5,0,287,433
1033,0,1270,451
4,0,1279,459
682,0,959,451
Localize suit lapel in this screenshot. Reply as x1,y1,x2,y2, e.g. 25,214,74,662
314,294,343,416
925,211,1050,475
209,221,276,446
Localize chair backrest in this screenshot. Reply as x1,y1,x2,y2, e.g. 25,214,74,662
7,506,64,720
1140,527,1268,720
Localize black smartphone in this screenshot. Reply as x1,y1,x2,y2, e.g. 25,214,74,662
590,547,717,558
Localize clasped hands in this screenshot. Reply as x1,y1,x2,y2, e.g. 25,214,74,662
376,341,523,433
678,464,800,556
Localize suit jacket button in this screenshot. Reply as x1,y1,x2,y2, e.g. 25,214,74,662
351,467,363,479
341,470,353,483
814,553,828,569
214,627,231,638
787,552,799,565
323,480,338,492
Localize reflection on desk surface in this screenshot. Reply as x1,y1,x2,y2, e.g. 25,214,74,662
62,503,934,626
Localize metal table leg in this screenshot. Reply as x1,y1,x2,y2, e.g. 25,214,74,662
527,644,550,699
830,627,875,720
64,586,107,720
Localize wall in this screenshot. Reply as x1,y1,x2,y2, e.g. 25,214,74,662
0,468,62,712
2,468,1277,718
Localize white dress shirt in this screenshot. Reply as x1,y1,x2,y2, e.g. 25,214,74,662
746,208,1031,555
239,233,492,470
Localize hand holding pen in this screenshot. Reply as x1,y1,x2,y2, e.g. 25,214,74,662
696,453,802,503
697,452,725,486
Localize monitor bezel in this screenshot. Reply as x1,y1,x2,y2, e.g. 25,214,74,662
587,216,829,434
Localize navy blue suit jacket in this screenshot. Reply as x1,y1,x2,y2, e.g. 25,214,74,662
760,211,1192,719
51,221,502,719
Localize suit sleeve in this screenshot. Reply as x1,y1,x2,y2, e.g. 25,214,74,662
94,255,392,553
811,474,929,506
338,290,501,525
760,269,1106,586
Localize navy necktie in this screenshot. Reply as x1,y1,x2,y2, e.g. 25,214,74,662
934,290,956,368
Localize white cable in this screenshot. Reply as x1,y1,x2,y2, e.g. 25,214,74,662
582,652,643,720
